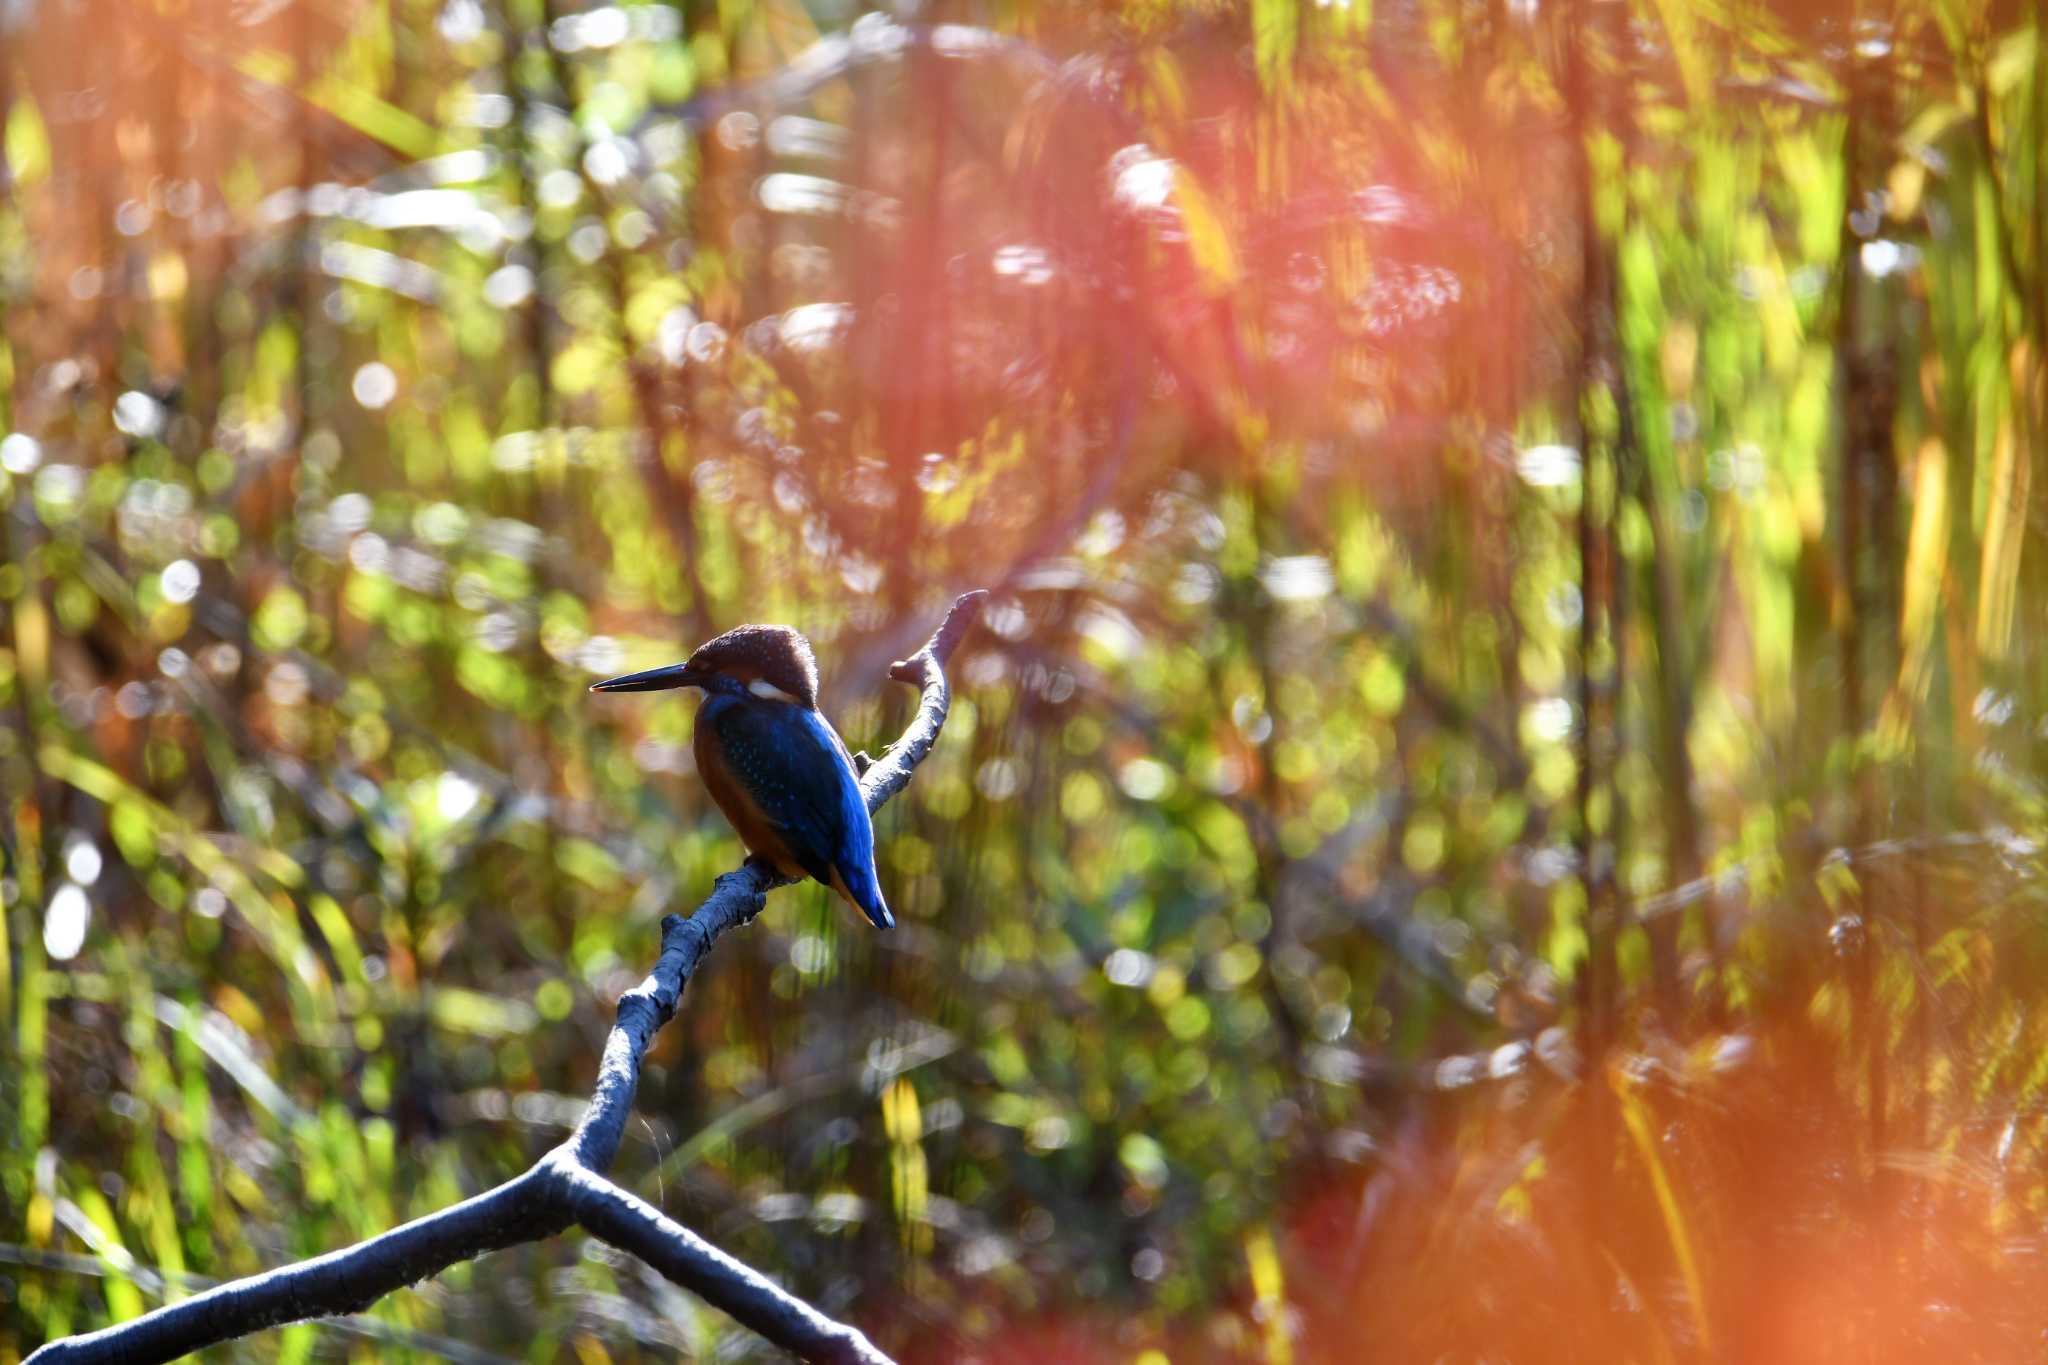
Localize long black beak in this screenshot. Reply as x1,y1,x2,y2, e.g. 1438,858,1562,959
589,663,704,693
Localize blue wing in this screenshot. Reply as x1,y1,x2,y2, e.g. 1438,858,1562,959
702,699,892,928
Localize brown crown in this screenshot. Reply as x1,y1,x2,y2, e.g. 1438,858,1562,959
684,624,821,707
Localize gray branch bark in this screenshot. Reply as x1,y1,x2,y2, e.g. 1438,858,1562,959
27,591,987,1365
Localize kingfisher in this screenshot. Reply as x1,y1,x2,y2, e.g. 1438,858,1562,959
590,624,893,929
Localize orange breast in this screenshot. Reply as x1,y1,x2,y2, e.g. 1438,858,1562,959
694,721,805,879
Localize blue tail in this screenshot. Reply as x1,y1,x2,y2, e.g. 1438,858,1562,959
832,860,893,929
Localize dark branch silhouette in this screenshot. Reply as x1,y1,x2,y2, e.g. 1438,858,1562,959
27,592,988,1365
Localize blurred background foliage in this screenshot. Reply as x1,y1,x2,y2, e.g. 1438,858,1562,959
5,0,2048,1359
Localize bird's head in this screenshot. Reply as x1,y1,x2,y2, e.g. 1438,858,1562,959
589,623,820,708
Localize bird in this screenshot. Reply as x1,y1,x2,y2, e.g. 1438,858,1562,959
590,624,893,929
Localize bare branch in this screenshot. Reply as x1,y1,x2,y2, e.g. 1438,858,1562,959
22,1170,564,1365
562,1163,891,1365
26,593,986,1365
565,871,769,1174
0,1243,520,1364
870,590,987,809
